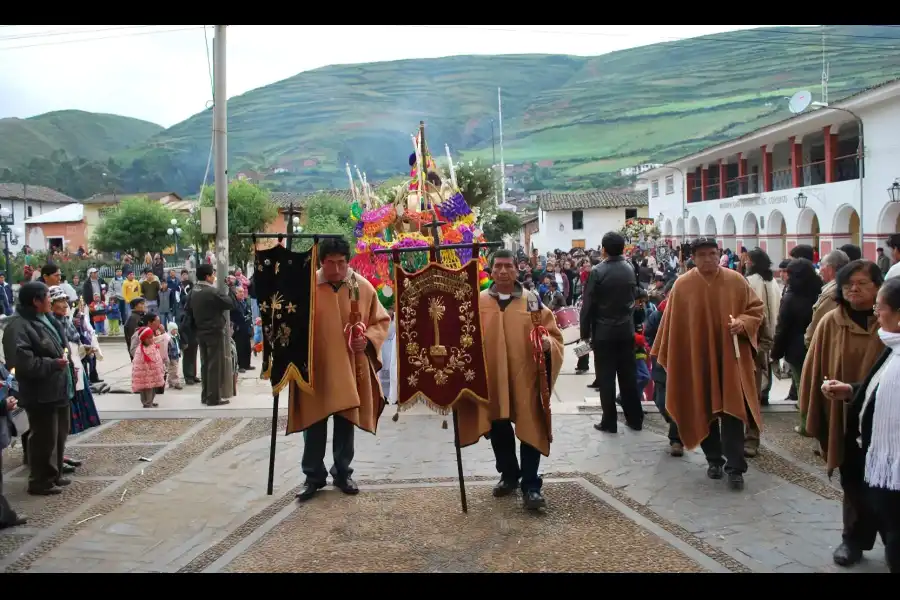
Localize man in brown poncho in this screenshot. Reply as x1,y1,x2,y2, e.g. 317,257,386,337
457,250,564,510
292,237,391,502
652,237,764,490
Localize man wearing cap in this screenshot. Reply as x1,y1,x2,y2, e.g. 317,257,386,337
81,268,107,306
651,237,765,491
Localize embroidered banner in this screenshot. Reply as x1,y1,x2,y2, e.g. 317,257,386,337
252,243,317,395
394,259,489,413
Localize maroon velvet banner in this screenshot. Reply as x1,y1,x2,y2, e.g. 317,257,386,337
394,259,490,413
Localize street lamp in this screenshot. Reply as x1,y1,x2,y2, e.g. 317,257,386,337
889,181,900,203
0,207,16,278
292,215,302,235
167,217,183,256
794,192,808,209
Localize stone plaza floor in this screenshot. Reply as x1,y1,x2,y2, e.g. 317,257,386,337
0,408,889,573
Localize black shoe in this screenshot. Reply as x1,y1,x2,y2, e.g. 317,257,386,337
727,473,744,491
295,482,325,502
246,365,256,371
63,456,82,467
586,381,599,389
333,477,359,495
492,479,518,498
27,486,63,496
706,465,724,480
669,442,684,457
593,422,617,433
523,490,547,511
625,419,643,432
760,396,770,407
238,368,247,374
574,369,587,375
55,478,72,487
833,542,863,567
186,379,197,386
62,464,76,475
0,513,27,530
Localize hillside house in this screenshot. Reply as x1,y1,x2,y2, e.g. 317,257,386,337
646,77,900,264
516,214,539,254
24,203,87,252
531,189,649,252
0,183,77,253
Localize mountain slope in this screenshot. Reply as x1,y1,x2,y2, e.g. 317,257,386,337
124,25,900,193
0,110,163,170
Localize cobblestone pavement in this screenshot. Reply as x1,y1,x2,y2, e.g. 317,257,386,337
0,411,888,573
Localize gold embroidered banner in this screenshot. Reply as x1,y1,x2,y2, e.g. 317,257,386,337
394,259,490,413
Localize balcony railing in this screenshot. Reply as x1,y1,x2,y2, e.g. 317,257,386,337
686,153,860,203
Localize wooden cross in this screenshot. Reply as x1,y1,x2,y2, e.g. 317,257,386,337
423,212,447,264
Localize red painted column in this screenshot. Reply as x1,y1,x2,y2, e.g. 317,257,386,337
700,167,709,201
718,159,727,199
761,146,772,192
824,126,837,183
739,154,748,195
790,136,803,188
685,173,695,203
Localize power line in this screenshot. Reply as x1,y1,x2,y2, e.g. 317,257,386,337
0,25,202,51
0,25,154,43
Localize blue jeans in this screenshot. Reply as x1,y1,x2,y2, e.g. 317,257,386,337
636,358,650,396
490,419,542,493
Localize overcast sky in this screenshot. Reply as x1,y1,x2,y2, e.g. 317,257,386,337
0,25,766,128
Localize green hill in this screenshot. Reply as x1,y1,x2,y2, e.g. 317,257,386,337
113,26,900,193
0,110,163,170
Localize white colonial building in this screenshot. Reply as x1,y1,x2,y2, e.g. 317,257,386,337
530,190,648,253
645,78,900,264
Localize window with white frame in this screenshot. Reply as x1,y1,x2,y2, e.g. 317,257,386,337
665,175,674,195
651,180,659,198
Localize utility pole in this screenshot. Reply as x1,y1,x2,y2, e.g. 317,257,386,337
490,119,497,205
498,88,506,207
213,25,234,399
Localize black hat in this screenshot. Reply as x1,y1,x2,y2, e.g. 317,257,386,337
692,237,718,251
130,296,146,309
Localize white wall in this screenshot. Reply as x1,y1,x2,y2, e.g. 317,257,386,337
0,198,64,253
651,96,900,261
531,205,649,253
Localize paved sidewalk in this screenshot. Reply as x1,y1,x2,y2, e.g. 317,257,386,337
0,410,887,573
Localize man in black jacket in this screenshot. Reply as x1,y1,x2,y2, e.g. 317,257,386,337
2,282,75,496
580,232,644,432
188,264,236,406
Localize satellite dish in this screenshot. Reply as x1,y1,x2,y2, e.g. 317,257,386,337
788,91,813,114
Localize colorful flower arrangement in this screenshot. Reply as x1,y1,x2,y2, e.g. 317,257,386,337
348,149,492,309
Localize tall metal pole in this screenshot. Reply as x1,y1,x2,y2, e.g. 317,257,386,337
213,25,234,399
498,88,506,207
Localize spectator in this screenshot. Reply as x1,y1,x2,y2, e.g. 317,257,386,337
0,273,12,316
1,368,27,528
140,269,161,313
230,285,254,373
886,234,900,280
2,282,74,496
109,268,126,324
158,281,172,328
124,297,147,360
89,293,107,336
188,264,236,406
840,244,862,262
81,268,107,306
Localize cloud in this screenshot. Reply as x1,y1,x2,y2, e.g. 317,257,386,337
0,25,763,128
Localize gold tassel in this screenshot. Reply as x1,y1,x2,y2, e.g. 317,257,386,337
441,419,448,429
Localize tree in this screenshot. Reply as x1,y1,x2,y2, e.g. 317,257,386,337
294,193,355,253
91,196,180,256
482,211,522,243
184,180,279,270
445,159,497,210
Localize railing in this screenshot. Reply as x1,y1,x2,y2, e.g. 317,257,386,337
685,154,860,202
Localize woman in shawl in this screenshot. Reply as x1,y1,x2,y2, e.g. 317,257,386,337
49,287,101,435
820,276,900,573
799,260,885,568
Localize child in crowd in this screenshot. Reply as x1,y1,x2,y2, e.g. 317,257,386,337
106,294,121,335
166,322,183,390
89,292,107,335
157,281,172,328
132,326,165,408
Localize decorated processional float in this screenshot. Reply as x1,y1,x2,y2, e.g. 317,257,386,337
346,126,492,311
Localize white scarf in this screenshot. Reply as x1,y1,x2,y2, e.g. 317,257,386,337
864,329,900,491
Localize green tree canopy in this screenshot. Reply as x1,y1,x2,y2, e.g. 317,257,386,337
294,193,355,253
482,211,522,243
185,180,278,270
91,196,181,256
446,159,497,209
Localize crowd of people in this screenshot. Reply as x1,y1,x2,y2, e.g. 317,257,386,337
569,232,900,573
2,230,899,573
